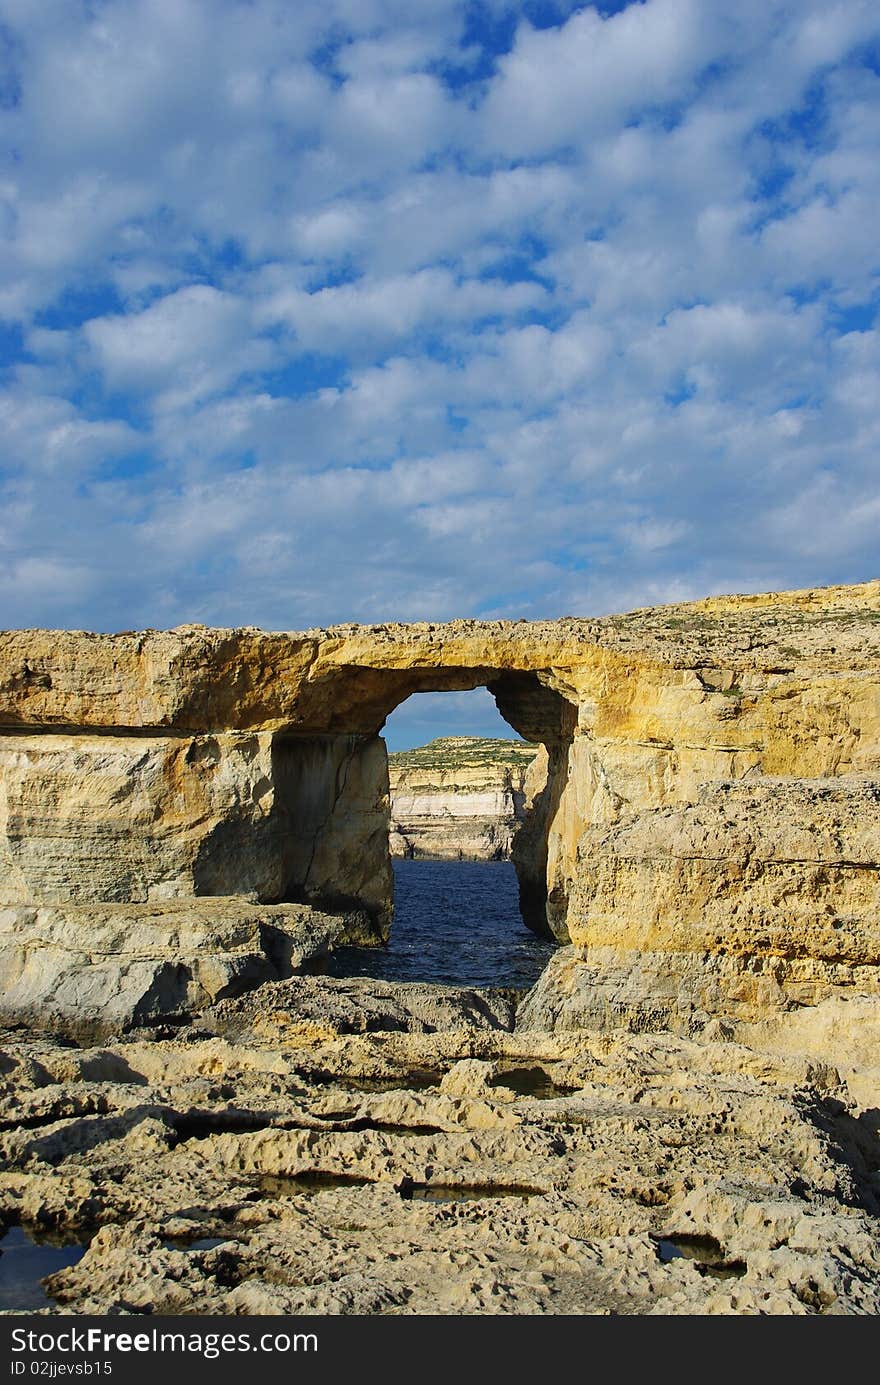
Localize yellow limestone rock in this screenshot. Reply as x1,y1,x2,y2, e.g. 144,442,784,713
1,578,879,1031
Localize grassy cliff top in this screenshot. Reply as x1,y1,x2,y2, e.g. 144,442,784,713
388,735,540,772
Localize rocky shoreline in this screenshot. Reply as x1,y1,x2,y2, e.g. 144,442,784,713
1,968,878,1316
2,581,879,1314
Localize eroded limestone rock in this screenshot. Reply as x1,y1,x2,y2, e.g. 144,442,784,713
0,980,877,1316
2,579,880,1031
517,775,880,1033
0,899,378,1040
207,973,519,1037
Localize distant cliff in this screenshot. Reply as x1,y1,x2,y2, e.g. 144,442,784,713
387,736,541,861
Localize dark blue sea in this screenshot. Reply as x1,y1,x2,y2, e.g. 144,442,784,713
0,1226,87,1312
323,858,557,989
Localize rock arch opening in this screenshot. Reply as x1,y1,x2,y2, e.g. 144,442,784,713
303,684,560,989
266,669,576,967
385,685,534,862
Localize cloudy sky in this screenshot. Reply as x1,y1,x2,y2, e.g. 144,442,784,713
1,0,878,744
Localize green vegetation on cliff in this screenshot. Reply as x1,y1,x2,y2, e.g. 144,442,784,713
388,735,540,773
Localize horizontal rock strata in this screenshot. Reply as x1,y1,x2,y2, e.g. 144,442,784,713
518,776,880,1034
388,736,539,859
0,730,392,927
2,579,880,1032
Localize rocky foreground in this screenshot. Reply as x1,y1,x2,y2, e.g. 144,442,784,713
1,970,878,1317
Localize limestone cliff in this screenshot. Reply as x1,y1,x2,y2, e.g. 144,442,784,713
2,578,879,1035
388,736,540,859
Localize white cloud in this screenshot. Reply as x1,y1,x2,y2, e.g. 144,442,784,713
481,0,711,154
791,1,880,68
0,0,877,644
0,388,139,474
327,71,456,167
0,554,95,618
761,190,880,297
83,285,276,409
630,300,822,401
459,315,610,406
257,267,545,356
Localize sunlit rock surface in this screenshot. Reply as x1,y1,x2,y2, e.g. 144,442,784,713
1,579,879,1030
0,986,877,1316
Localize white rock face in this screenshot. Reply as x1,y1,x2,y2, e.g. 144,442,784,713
390,789,524,859
393,789,516,820
388,737,538,860
0,897,378,1038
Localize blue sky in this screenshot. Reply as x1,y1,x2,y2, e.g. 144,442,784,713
1,0,879,748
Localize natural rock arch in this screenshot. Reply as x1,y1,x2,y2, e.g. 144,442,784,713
2,581,880,1037
268,667,577,941
0,628,584,941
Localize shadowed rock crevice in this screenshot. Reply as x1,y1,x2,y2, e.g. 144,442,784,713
265,732,392,931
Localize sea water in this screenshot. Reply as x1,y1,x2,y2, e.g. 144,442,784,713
322,857,556,989
0,1225,88,1312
